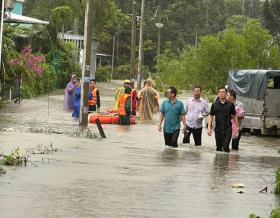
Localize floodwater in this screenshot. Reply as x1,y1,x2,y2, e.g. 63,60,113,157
0,81,280,218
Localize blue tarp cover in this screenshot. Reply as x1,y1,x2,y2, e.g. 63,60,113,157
228,69,280,100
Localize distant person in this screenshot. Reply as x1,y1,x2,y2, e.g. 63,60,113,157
183,85,208,146
72,80,92,119
208,87,238,152
118,87,132,125
226,90,245,150
72,80,81,119
143,80,147,87
158,87,186,147
113,80,131,112
130,79,138,116
64,75,77,111
138,79,159,122
88,79,100,113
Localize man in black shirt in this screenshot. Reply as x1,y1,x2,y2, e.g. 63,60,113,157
207,87,238,152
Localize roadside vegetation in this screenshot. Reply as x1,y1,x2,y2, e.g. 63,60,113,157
249,168,280,218
1,0,280,102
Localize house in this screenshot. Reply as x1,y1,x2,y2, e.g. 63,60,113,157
4,0,49,24
12,0,24,15
58,33,111,77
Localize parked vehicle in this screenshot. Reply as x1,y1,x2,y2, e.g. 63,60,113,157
228,69,280,135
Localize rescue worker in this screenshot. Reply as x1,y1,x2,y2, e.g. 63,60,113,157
113,80,131,112
88,79,100,113
118,87,132,125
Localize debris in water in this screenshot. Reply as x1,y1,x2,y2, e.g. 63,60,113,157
232,183,245,188
259,187,268,193
26,143,60,155
0,148,27,166
0,166,6,175
28,127,97,139
2,127,15,131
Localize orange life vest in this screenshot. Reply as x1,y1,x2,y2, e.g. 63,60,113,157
118,94,131,116
88,88,97,106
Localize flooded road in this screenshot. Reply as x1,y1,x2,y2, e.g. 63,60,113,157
0,81,280,218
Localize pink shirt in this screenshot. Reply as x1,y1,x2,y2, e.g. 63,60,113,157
184,97,208,128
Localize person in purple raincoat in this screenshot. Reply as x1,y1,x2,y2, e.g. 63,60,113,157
64,75,77,111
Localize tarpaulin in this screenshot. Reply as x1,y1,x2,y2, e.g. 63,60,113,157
228,69,280,100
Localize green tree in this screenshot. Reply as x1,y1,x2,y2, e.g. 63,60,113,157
157,16,280,92
263,0,280,45
51,6,73,42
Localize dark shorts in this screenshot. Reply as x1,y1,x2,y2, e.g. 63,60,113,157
89,105,97,113
164,130,180,147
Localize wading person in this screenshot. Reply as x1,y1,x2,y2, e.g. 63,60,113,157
64,75,77,111
118,87,132,125
158,87,186,148
183,85,208,146
72,80,81,119
88,79,100,113
113,80,131,112
72,80,92,119
207,87,238,152
138,79,159,122
130,79,138,116
226,89,245,150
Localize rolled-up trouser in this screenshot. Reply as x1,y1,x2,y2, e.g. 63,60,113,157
215,128,232,152
164,130,180,147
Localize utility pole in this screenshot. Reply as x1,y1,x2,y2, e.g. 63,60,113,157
79,0,93,128
205,0,209,31
194,34,198,58
136,0,145,90
129,0,136,79
0,0,5,70
156,2,162,60
111,34,115,80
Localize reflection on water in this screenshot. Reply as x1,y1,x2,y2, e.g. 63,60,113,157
0,82,280,218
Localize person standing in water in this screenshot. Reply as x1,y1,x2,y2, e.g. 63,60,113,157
183,85,208,146
138,79,159,122
158,87,186,148
88,79,100,113
64,75,77,111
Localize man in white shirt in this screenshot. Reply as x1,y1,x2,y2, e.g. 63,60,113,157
183,86,208,146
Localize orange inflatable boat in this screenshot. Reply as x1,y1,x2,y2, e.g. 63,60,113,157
89,114,135,125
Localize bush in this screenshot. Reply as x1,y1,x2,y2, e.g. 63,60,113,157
248,214,260,218
49,42,81,88
202,89,216,103
113,64,130,80
10,47,57,98
95,66,111,82
270,208,280,218
275,168,280,194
